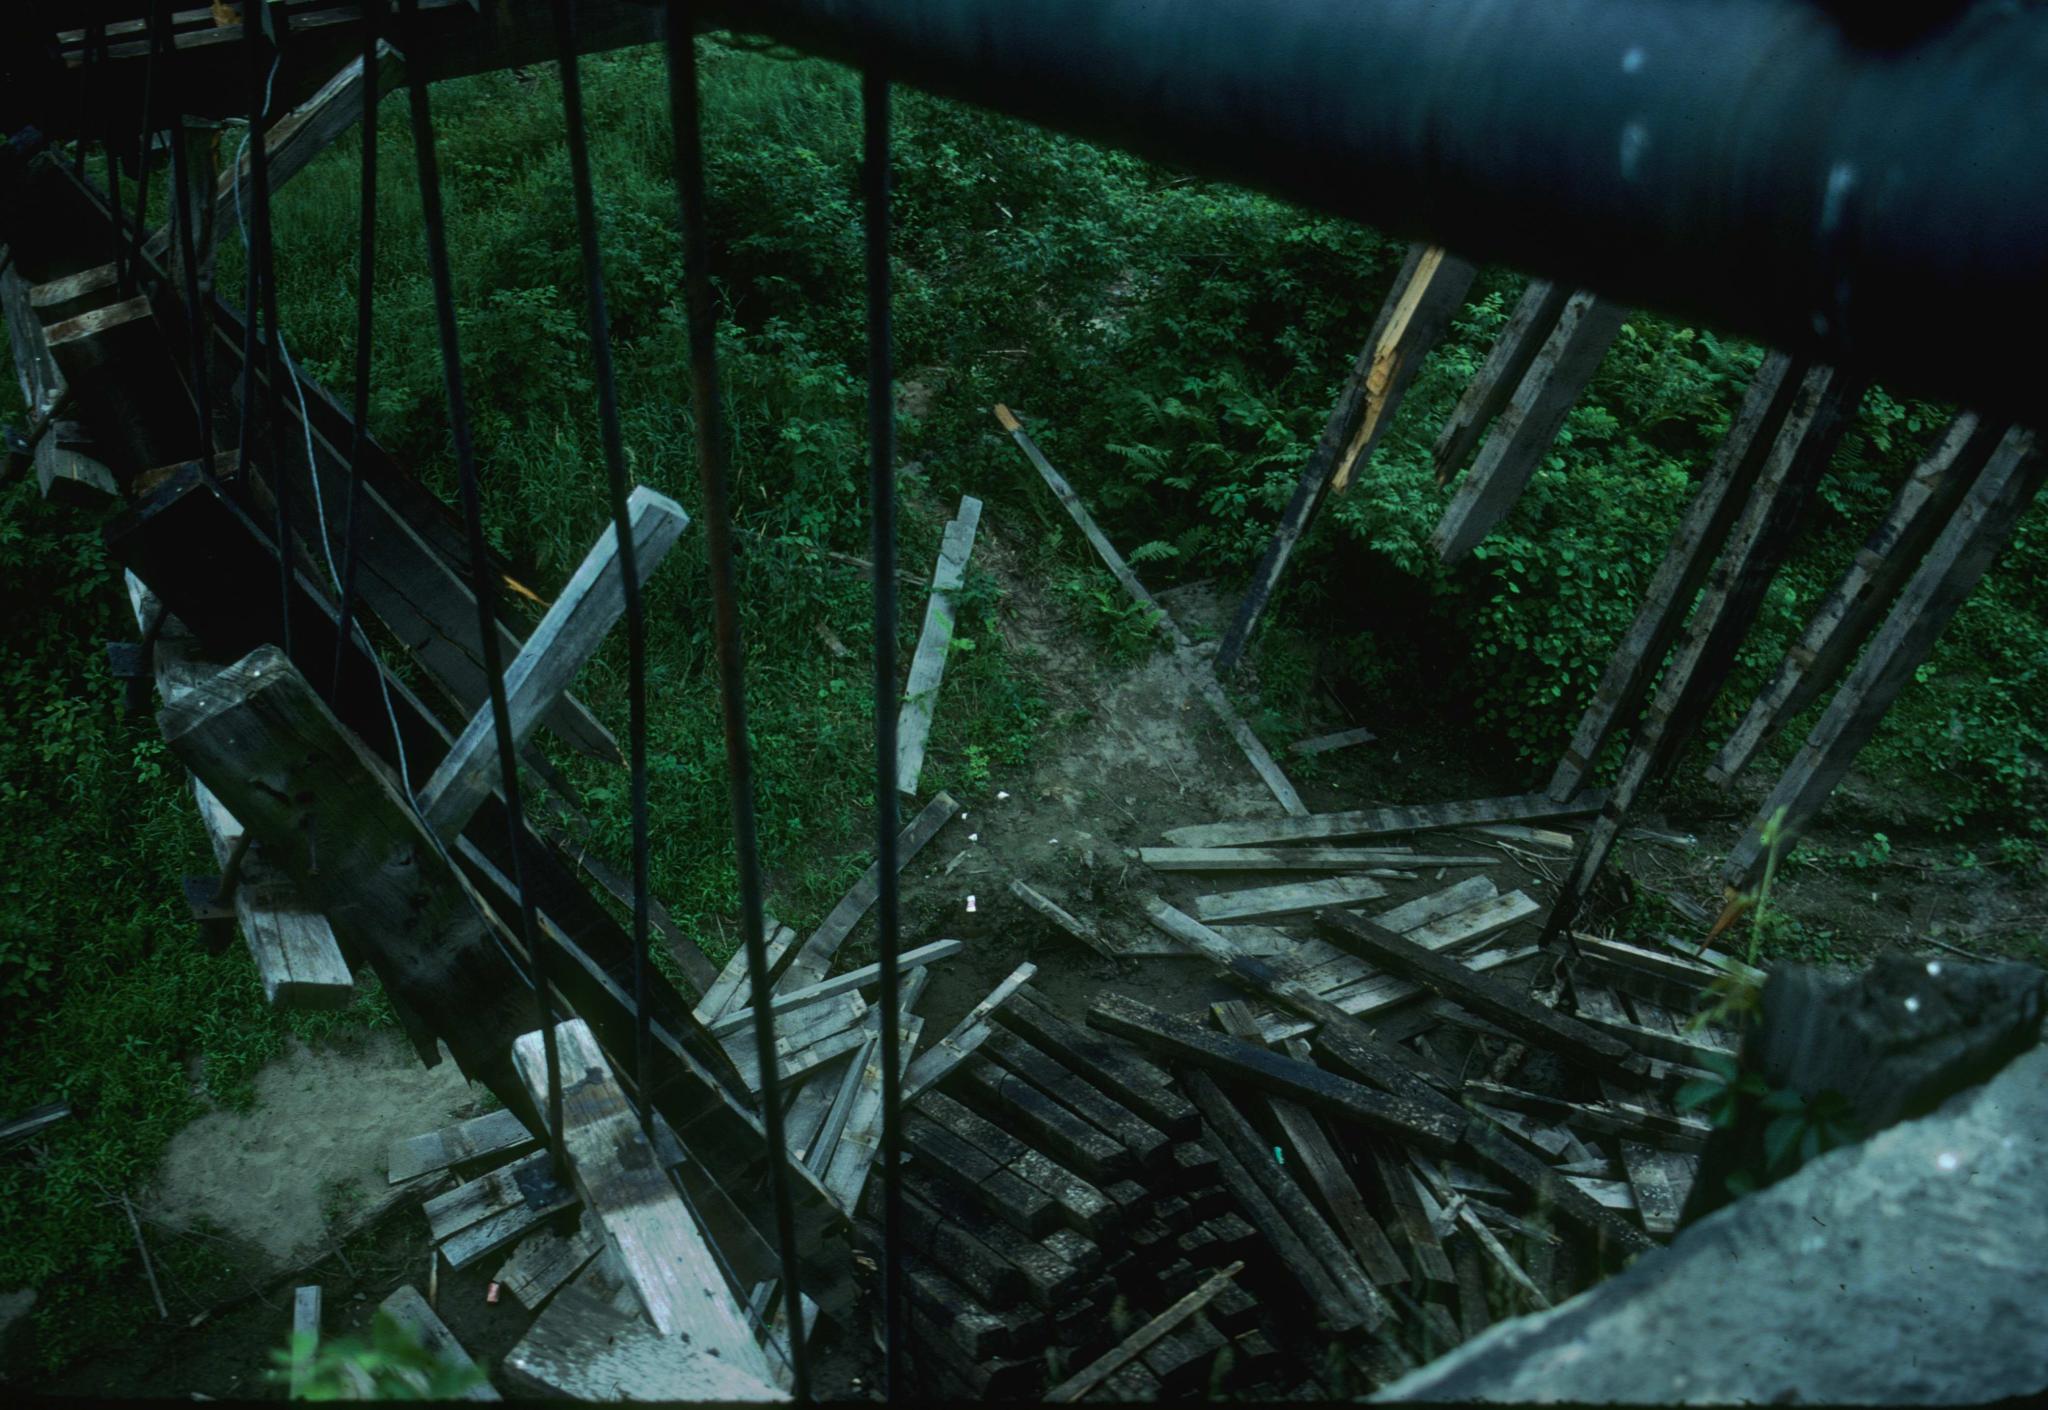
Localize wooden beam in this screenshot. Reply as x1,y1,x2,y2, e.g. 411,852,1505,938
1163,790,1603,849
1721,426,2043,888
1546,352,1806,800
707,938,960,1037
1707,411,2003,784
44,292,193,479
387,1108,535,1185
1291,724,1377,755
419,486,690,841
289,1285,322,1400
902,961,1038,1102
1138,845,1485,872
995,404,1307,815
1216,244,1477,674
1431,278,1576,481
512,1019,768,1375
993,988,1201,1138
819,1011,924,1213
1191,875,1391,923
1,260,67,420
693,921,800,1025
494,1213,602,1310
1432,291,1627,563
376,1284,501,1400
896,495,983,795
982,1028,1172,1172
776,790,958,993
1008,880,1121,961
1044,1261,1243,1402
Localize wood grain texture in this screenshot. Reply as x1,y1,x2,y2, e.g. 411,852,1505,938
896,496,983,795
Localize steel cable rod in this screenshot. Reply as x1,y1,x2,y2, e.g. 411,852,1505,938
151,0,214,458
243,15,295,660
331,0,385,697
860,65,906,1402
122,3,163,298
660,4,809,1395
395,0,567,1172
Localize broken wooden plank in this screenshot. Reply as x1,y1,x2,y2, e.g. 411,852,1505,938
902,961,1038,1103
0,1101,72,1152
1217,244,1478,674
819,1014,924,1213
34,433,118,505
777,790,959,993
1164,791,1603,849
707,938,960,1037
1009,880,1120,961
377,1284,500,1400
495,1212,602,1311
693,921,800,1025
994,989,1201,1139
724,1004,871,1095
423,1148,575,1245
1044,1260,1244,1403
897,495,983,795
1409,1156,1551,1309
1458,1117,1655,1257
902,1108,1062,1237
1432,292,1628,562
1291,724,1377,755
1317,909,1648,1082
1366,1140,1456,1285
418,486,691,842
1139,845,1481,872
512,1019,768,1376
290,1285,322,1399
1191,875,1391,923
1722,425,2043,889
995,403,1307,815
388,1108,535,1185
1432,278,1576,481
1620,1141,1684,1238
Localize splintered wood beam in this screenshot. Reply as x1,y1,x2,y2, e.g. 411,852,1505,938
902,961,1038,1103
694,922,800,1026
1191,875,1391,923
708,939,961,1038
1547,351,1804,800
1008,880,1121,961
1163,791,1604,849
2,261,67,419
807,968,929,1178
896,495,983,795
1432,278,1576,481
512,1019,769,1378
1707,412,2004,785
1216,244,1477,675
819,1012,924,1213
994,404,1307,815
721,994,870,1094
1721,426,2043,889
777,790,959,993
35,435,119,505
1432,291,1628,563
419,486,690,842
1546,363,1862,932
1044,1261,1244,1403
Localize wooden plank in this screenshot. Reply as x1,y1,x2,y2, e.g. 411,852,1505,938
495,1213,602,1310
1291,725,1377,755
290,1285,322,1400
34,434,119,505
1365,1140,1455,1284
387,1107,535,1185
1408,1156,1551,1309
777,790,959,993
897,1166,1087,1310
902,961,1038,1102
902,1109,1062,1237
896,495,983,795
1317,909,1648,1082
1547,352,1807,800
724,1004,870,1095
1569,1003,1734,1070
505,1261,787,1403
910,1093,1094,1236
1140,845,1485,872
418,486,691,842
1723,426,2043,888
1044,1261,1243,1403
1459,1117,1654,1257
707,938,960,1037
806,969,929,1177
423,1149,573,1244
1432,278,1576,481
693,922,800,1025
957,1056,1129,1181
1710,413,2001,785
1216,244,1478,674
819,1010,924,1213
1191,875,1390,923
995,404,1307,815
983,1028,1171,1171
1303,890,1539,995
1,261,66,420
993,989,1200,1139
1432,292,1628,562
1088,991,1463,1154
512,1019,768,1375
1008,880,1121,961
376,1284,500,1400
1620,1141,1683,1237
1163,791,1603,848
0,1101,72,1151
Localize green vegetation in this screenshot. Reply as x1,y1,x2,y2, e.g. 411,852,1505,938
3,33,2044,1379
270,1308,488,1400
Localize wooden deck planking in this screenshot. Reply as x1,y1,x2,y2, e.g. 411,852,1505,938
896,496,984,795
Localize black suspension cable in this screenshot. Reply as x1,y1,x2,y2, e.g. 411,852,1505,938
96,21,128,297
245,10,294,660
661,5,809,1395
154,0,212,456
396,0,566,1169
861,66,906,1401
125,5,164,300
331,2,384,697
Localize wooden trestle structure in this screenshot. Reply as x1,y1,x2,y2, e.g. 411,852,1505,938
3,0,2043,1402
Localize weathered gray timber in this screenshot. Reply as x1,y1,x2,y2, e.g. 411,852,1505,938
694,921,799,1024
1217,244,1478,674
896,495,983,795
1432,291,1628,563
1191,875,1392,923
376,1284,500,1400
34,432,119,505
708,938,959,1037
994,989,1201,1138
1721,427,2044,888
1291,724,1378,755
1431,279,1576,479
289,1285,322,1400
1045,1261,1243,1402
776,790,959,993
494,1212,601,1310
423,1149,574,1245
1,260,67,421
512,1019,768,1377
982,1028,1171,1170
1140,845,1479,871
902,961,1037,1102
1008,880,1120,961
819,1011,924,1213
1547,352,1804,800
28,262,121,329
388,1108,536,1185
996,404,1307,814
1376,1044,2048,1406
1164,791,1603,849
1708,413,2003,785
419,487,689,841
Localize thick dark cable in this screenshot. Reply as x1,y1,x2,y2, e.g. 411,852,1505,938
396,0,565,1169
94,22,128,297
548,0,652,1133
861,66,905,1401
154,0,212,454
245,12,294,660
125,5,164,300
661,5,809,1395
331,2,384,697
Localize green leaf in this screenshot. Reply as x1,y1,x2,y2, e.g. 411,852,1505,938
1764,1114,1804,1172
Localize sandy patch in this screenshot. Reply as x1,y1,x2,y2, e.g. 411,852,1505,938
145,1029,484,1268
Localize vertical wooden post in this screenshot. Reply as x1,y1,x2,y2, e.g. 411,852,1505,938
1431,278,1574,482
1720,427,2042,890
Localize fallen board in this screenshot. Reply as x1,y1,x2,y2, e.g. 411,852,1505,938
708,939,961,1037
777,790,959,993
388,1108,536,1185
1192,875,1392,923
1291,725,1377,755
495,1212,602,1310
377,1284,501,1401
693,922,800,1025
902,961,1038,1102
1164,792,1604,849
1139,846,1487,872
896,495,984,795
